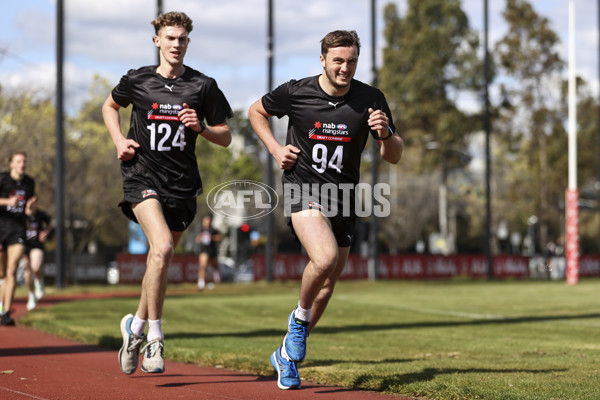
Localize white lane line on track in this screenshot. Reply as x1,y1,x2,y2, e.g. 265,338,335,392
0,386,49,400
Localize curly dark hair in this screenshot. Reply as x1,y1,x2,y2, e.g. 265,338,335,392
151,11,193,35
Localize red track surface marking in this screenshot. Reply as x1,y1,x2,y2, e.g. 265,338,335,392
0,296,413,400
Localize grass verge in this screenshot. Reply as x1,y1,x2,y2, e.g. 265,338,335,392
18,279,600,399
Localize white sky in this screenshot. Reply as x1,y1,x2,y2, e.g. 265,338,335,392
0,0,597,114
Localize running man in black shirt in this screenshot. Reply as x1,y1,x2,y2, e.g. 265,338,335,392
249,30,403,389
23,196,52,311
102,11,233,375
0,151,36,326
195,215,222,291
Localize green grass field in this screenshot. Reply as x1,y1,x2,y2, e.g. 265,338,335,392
18,279,600,400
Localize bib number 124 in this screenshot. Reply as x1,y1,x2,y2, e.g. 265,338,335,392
147,123,186,151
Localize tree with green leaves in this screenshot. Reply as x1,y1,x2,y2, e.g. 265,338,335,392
494,0,566,252
378,0,483,252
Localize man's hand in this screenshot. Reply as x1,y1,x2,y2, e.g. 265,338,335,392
25,195,37,215
116,138,140,161
273,145,301,170
7,195,20,207
179,103,204,132
368,108,391,138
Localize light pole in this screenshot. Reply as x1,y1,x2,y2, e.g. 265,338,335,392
156,0,162,65
55,0,65,288
265,0,275,282
484,0,493,279
368,0,379,280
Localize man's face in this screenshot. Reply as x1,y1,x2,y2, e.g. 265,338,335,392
9,154,26,177
320,46,359,91
154,25,189,65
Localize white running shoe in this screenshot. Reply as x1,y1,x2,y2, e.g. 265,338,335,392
118,313,144,374
34,279,44,300
26,293,37,311
141,338,165,373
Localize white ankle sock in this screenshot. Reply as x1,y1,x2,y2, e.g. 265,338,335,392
131,314,146,337
294,302,311,322
147,319,163,342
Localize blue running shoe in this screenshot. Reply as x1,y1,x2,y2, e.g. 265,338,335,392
271,346,300,390
282,310,309,362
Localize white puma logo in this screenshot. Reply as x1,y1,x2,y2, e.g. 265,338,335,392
329,101,339,109
165,84,174,92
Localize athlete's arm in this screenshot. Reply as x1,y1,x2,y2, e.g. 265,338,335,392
368,108,404,164
179,103,231,148
102,94,140,161
0,196,19,208
248,99,300,170
25,195,37,216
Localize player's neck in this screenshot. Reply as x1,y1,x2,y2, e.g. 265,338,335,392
156,63,185,79
318,74,350,97
10,170,23,181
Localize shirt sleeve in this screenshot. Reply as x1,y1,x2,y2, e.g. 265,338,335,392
261,80,295,119
202,78,234,126
111,70,134,108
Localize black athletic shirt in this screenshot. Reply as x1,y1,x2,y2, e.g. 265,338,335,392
0,172,35,230
198,227,219,257
111,65,233,199
25,210,52,246
261,75,395,217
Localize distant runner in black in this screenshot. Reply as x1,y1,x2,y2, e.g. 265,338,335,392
102,11,233,375
195,214,222,291
0,151,36,326
22,196,52,311
249,29,404,390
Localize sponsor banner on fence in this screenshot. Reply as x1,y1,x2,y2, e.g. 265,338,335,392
251,254,531,281
116,253,599,284
117,253,200,284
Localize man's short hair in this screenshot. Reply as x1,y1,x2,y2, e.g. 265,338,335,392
151,11,193,35
320,30,361,57
9,151,26,164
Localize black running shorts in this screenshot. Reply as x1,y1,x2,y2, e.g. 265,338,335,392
0,221,26,247
119,184,197,232
287,214,356,248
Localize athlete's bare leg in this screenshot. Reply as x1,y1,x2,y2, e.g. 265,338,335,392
23,254,34,294
2,243,25,313
308,246,350,331
132,199,183,321
28,248,44,282
0,251,5,309
0,250,5,280
208,256,219,283
291,210,339,312
198,252,209,283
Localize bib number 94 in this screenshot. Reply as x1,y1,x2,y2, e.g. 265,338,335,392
312,144,343,173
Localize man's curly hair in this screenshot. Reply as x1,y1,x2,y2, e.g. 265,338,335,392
151,11,193,35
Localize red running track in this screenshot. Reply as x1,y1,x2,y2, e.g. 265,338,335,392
0,296,413,400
